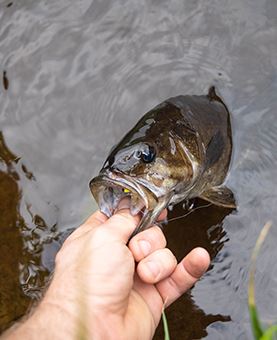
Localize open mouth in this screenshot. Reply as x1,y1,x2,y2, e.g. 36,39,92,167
89,172,157,218
90,171,172,237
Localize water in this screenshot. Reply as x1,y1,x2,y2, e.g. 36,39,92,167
0,0,277,338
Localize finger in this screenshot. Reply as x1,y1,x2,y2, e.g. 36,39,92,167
136,248,177,284
128,226,167,262
157,209,167,222
85,210,108,225
65,210,108,243
74,202,166,245
103,209,140,243
102,198,141,243
155,247,210,306
104,206,167,244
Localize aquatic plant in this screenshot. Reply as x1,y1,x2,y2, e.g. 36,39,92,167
162,309,170,340
248,221,277,340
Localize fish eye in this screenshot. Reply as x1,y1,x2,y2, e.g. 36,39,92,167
141,145,156,163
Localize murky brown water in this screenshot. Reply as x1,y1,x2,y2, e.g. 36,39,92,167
0,0,277,338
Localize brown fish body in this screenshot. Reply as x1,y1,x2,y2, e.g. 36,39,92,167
90,87,235,235
164,88,233,200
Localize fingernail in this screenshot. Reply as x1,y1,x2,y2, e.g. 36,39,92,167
138,240,151,256
116,198,130,211
145,261,160,279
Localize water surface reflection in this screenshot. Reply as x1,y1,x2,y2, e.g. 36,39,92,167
155,200,233,339
0,132,53,332
0,0,277,338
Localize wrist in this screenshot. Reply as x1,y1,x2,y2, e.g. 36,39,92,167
11,282,125,340
2,297,77,340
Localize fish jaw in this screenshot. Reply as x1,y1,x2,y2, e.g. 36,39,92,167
89,171,175,237
89,171,159,218
129,193,172,238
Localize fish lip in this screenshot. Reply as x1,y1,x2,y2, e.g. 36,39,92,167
89,170,156,211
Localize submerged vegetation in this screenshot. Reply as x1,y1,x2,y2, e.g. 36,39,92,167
249,221,277,340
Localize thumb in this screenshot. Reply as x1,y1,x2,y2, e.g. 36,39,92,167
103,198,141,244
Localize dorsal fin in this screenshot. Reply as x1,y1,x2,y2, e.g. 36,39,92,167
207,86,218,101
207,86,229,111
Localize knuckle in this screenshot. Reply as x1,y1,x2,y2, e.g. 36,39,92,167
136,226,166,247
162,248,177,267
163,247,174,258
152,226,167,246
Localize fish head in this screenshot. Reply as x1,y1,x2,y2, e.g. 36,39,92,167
90,113,195,225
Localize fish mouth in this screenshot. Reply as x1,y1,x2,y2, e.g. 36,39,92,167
89,170,171,237
89,171,158,218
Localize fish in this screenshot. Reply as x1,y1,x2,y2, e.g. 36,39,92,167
90,86,235,237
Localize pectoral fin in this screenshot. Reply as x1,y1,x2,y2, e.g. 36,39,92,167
200,186,236,209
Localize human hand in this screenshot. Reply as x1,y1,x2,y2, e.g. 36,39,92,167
5,202,210,340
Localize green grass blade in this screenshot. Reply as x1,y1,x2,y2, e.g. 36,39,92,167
248,221,272,340
249,304,264,340
162,310,170,340
260,325,277,340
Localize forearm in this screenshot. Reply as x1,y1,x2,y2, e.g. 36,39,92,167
2,301,77,340
2,285,125,340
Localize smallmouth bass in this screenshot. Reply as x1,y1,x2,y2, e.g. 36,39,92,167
90,87,235,236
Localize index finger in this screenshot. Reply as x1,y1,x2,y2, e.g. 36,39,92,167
65,210,108,243
103,199,167,244
103,208,141,243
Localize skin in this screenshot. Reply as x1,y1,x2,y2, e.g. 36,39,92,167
3,202,210,340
